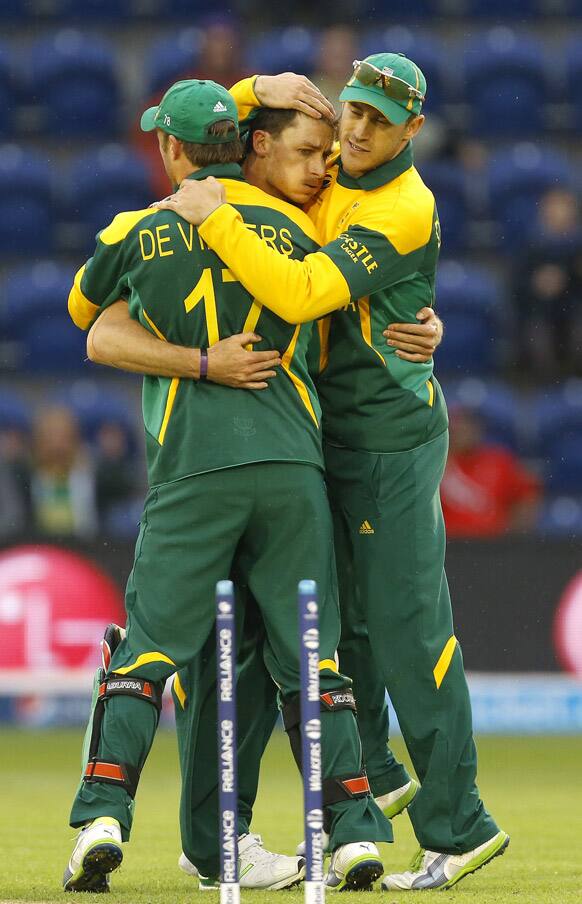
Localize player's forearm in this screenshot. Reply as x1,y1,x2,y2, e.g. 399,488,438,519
199,205,351,324
87,305,200,378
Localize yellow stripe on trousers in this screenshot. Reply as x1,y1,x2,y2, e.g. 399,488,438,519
433,635,458,689
172,673,187,709
114,651,176,675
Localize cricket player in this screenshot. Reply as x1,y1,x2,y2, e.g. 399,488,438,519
87,100,442,888
157,54,510,891
63,78,393,894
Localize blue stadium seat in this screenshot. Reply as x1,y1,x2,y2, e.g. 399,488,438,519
487,144,574,249
147,29,203,95
0,146,54,255
55,0,131,19
353,0,438,16
0,1,29,18
422,161,469,252
1,261,83,372
0,393,30,434
532,381,582,493
68,145,152,250
29,30,120,137
462,30,550,136
0,44,15,139
433,261,502,376
2,261,75,338
248,27,319,75
537,496,582,536
21,316,88,372
565,38,582,131
165,0,225,13
359,28,446,111
51,381,138,449
465,0,540,17
439,377,524,452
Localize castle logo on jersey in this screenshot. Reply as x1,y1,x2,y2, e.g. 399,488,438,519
338,234,378,274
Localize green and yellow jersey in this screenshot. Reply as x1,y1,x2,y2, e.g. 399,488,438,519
68,164,323,487
205,78,449,454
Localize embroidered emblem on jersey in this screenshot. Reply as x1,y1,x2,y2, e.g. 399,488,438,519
233,417,256,437
213,101,228,113
337,201,361,230
359,520,375,534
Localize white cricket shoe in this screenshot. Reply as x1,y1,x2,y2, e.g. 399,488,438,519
325,841,383,891
295,830,330,858
381,830,510,890
179,833,305,890
375,778,419,819
63,817,123,892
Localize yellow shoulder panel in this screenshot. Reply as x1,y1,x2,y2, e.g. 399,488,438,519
68,264,99,330
99,209,156,245
222,179,321,244
363,168,435,255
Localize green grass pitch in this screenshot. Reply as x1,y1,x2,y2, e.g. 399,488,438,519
1,729,580,902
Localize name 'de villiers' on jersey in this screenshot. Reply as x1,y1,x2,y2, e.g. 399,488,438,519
68,164,323,488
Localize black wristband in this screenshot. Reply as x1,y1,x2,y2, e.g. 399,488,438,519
199,348,208,381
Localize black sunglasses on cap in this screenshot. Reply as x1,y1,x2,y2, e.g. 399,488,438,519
351,59,425,103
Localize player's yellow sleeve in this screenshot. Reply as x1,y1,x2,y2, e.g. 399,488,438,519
68,264,100,330
229,76,261,122
199,205,352,324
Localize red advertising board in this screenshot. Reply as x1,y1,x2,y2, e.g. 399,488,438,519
0,545,124,670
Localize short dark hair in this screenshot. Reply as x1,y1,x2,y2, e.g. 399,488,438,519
161,122,244,166
244,108,336,156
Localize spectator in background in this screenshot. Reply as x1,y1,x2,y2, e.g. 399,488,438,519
133,14,251,198
0,462,25,538
513,187,582,377
12,405,98,538
310,25,359,106
94,419,141,529
441,405,541,538
0,412,29,537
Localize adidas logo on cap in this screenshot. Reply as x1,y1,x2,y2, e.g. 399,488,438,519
213,101,228,113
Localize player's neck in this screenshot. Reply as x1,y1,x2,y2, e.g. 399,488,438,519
243,155,287,203
168,158,201,187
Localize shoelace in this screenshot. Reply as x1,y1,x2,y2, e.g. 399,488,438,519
408,847,426,872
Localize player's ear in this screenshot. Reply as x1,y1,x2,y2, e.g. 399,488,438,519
405,114,424,140
252,129,271,158
168,134,182,159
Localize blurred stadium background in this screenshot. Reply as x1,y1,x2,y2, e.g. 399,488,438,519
1,0,582,739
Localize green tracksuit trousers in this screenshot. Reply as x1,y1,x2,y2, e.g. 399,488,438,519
70,462,391,861
324,431,499,855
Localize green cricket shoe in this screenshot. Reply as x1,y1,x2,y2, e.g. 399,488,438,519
381,830,510,891
375,778,420,819
325,841,384,891
63,817,123,893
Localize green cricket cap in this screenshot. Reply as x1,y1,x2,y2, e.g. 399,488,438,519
140,79,239,144
340,52,427,125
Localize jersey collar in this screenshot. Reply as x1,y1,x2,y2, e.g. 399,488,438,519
336,141,413,191
185,163,245,183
